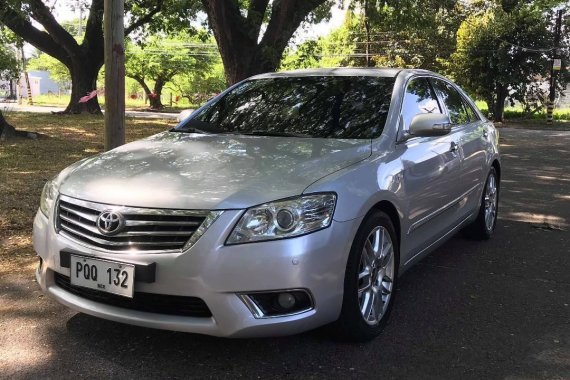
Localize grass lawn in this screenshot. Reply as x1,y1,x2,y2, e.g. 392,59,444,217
0,112,176,275
31,94,199,113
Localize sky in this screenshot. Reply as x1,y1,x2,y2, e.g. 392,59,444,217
297,5,347,42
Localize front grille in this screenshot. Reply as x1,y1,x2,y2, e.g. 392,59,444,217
54,273,212,318
56,195,208,252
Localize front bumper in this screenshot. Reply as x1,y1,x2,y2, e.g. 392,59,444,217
33,209,361,337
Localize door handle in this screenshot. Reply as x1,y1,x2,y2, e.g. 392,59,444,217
450,142,459,153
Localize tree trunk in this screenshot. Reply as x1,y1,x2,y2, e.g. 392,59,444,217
150,79,164,110
0,110,15,138
223,47,283,85
493,84,508,122
63,60,103,114
0,110,38,140
149,94,163,109
133,77,163,109
202,0,328,85
9,81,15,99
215,36,260,85
135,79,162,109
151,77,165,109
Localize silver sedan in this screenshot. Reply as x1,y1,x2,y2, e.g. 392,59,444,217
33,68,500,341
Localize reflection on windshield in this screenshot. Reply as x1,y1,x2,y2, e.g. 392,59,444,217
177,76,395,139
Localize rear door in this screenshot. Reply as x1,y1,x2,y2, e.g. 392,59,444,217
430,79,488,218
398,77,464,261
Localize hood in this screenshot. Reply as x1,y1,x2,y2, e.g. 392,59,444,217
58,131,371,210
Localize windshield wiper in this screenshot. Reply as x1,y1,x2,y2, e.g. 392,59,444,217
170,127,210,134
172,119,224,134
235,130,312,138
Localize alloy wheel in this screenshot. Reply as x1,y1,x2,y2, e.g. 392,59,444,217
357,226,395,325
484,173,498,231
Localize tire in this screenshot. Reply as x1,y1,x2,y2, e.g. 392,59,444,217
464,167,499,240
332,210,399,342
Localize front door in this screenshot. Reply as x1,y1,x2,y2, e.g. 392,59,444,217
431,78,488,219
398,77,463,263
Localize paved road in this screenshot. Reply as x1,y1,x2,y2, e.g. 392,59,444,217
0,102,181,120
1,128,569,379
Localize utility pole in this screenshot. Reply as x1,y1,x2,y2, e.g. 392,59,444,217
547,9,564,124
103,0,125,150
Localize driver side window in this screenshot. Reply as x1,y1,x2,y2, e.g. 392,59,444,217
401,78,442,130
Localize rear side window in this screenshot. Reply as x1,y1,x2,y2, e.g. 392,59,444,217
431,79,472,125
401,78,442,130
464,101,479,122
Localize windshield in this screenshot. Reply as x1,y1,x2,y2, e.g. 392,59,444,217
177,76,395,139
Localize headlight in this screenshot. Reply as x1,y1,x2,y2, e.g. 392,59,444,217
39,179,58,217
226,193,336,245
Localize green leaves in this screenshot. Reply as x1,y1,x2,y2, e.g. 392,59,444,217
282,1,462,71
0,29,19,82
447,2,561,117
125,31,222,104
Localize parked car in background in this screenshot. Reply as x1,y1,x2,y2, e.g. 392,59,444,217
33,68,500,341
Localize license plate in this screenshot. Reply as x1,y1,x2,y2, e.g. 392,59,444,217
70,255,135,298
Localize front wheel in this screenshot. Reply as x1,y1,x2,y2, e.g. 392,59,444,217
464,167,499,240
332,211,399,341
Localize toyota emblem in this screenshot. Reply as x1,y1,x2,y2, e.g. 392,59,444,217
96,210,125,235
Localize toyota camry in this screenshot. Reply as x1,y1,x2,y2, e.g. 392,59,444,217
33,68,500,341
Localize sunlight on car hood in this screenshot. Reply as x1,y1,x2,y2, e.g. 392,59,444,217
57,131,372,210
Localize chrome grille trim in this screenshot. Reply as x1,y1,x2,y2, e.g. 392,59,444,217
56,195,210,253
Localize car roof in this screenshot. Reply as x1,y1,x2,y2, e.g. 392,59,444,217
250,67,437,79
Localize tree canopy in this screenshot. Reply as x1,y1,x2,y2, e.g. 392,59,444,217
448,1,567,121
0,32,19,84
0,0,201,113
1,0,568,124
125,31,218,109
201,0,336,84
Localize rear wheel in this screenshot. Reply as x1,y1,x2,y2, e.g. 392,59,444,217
464,167,499,240
332,211,399,341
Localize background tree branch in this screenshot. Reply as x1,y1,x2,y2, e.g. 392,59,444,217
27,0,82,57
0,6,70,65
125,0,165,35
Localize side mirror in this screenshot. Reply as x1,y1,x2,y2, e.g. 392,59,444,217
177,109,193,122
409,113,452,137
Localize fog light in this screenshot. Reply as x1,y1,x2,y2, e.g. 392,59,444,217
241,289,314,318
277,292,296,309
